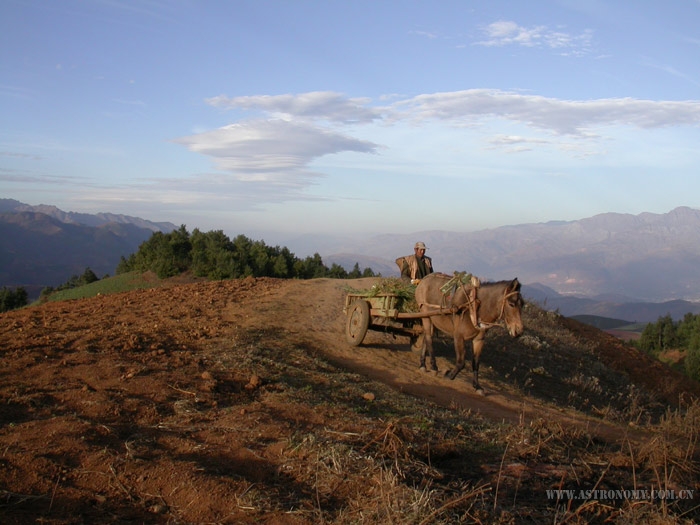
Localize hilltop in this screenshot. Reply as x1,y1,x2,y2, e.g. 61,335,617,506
1,275,699,523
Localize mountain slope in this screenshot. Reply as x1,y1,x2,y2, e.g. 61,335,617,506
0,198,178,232
0,276,698,523
324,207,700,303
0,199,178,295
0,211,160,295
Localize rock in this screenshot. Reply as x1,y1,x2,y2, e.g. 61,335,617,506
245,374,262,390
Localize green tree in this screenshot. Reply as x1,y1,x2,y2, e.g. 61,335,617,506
639,314,677,355
190,229,235,279
128,225,192,278
660,314,678,350
116,255,132,274
249,241,271,277
231,234,254,277
362,267,377,277
328,263,348,279
348,263,362,279
677,313,700,350
0,287,28,312
113,227,375,282
80,267,99,286
273,254,289,277
685,333,700,382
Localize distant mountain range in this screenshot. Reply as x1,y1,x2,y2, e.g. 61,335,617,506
0,199,177,232
320,207,700,322
3,199,700,322
0,199,177,297
521,282,700,323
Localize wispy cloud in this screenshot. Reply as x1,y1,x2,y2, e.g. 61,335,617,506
486,134,551,152
639,58,700,88
0,151,44,160
391,89,700,135
410,29,438,39
0,84,36,100
475,20,593,56
75,171,335,216
206,91,381,124
0,168,85,185
172,89,700,203
113,98,147,107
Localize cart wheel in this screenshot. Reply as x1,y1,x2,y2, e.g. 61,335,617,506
345,300,370,346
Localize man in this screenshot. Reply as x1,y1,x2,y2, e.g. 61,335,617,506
396,241,433,284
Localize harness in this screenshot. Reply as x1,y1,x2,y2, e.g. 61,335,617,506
421,272,481,327
421,272,520,330
476,289,521,330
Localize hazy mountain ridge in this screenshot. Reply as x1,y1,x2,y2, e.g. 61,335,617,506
521,283,700,322
323,207,700,307
0,200,177,297
0,198,178,232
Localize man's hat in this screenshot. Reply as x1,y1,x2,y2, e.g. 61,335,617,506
415,241,427,250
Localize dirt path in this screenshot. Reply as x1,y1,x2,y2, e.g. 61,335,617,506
223,277,643,442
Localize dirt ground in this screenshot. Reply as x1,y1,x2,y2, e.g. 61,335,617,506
1,276,699,523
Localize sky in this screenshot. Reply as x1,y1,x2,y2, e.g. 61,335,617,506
2,0,700,245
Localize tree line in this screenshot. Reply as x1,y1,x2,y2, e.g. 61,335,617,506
0,287,28,313
636,313,700,382
116,226,376,280
1,268,103,313
40,268,101,299
0,227,376,313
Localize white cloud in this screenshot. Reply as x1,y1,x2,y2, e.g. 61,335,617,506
478,20,545,47
390,89,700,136
168,89,700,205
173,118,378,183
475,20,593,55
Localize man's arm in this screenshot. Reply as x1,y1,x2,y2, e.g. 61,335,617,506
398,257,412,280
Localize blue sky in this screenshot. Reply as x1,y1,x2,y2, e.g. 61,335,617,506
2,0,700,244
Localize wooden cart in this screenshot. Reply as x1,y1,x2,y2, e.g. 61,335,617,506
343,292,429,346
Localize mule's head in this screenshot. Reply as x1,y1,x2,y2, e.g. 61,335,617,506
503,278,524,337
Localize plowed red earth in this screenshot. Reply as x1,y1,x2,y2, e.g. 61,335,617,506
1,276,699,523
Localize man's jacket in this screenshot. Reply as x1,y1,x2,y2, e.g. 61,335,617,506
395,255,433,280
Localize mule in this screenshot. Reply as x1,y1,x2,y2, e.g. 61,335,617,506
414,272,524,392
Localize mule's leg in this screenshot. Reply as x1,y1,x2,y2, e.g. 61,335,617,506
410,322,425,351
471,333,486,392
446,331,466,380
428,327,438,372
419,317,433,372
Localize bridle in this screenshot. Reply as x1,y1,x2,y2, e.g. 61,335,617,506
474,287,521,330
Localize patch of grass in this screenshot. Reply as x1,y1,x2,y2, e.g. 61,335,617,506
36,272,162,303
